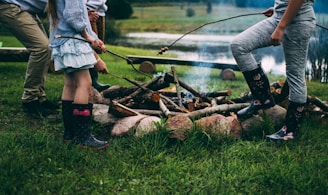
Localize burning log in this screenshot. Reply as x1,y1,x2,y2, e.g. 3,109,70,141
102,75,170,99
115,78,157,104
164,73,211,103
131,91,161,109
231,79,289,105
171,66,184,108
270,79,289,104
202,90,232,97
159,94,189,113
211,96,226,107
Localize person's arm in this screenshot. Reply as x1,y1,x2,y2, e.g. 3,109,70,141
81,29,106,53
271,0,305,46
63,0,86,33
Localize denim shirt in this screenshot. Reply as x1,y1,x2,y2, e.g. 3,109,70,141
86,0,108,16
49,0,97,47
274,0,316,21
2,0,47,14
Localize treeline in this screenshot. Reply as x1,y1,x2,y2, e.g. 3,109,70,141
107,0,327,13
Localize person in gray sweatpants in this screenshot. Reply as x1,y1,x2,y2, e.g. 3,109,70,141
230,0,316,141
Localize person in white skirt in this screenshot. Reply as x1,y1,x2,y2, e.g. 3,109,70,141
47,0,109,149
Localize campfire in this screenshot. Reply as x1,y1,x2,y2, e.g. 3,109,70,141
89,70,328,141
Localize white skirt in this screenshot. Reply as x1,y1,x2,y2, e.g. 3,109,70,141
51,38,96,73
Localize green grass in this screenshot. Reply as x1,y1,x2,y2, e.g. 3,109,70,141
117,4,328,35
117,5,267,34
0,34,328,194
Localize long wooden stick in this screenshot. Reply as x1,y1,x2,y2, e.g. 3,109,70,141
164,73,211,103
171,66,184,108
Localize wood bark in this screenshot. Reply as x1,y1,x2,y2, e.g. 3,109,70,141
102,75,170,99
164,73,211,103
109,101,140,117
171,66,184,108
186,103,249,119
307,96,328,112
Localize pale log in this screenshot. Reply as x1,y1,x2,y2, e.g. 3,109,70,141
109,101,140,117
159,99,172,117
186,103,249,119
201,90,232,97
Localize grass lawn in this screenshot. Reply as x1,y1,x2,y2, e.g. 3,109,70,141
116,4,328,35
0,33,328,194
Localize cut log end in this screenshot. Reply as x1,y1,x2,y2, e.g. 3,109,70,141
139,61,156,73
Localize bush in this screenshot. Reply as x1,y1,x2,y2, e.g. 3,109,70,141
308,22,328,82
107,0,133,19
186,8,195,17
206,1,212,14
104,19,121,44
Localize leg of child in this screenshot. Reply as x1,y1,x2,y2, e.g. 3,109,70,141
64,69,108,149
72,69,91,104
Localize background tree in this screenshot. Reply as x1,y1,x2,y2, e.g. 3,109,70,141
206,0,212,14
107,0,133,19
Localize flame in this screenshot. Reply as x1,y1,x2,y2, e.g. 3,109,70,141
159,85,177,92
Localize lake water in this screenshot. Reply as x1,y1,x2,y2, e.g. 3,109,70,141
116,32,298,76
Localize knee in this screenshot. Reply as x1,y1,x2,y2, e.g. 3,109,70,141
31,39,50,54
39,41,50,53
230,40,246,57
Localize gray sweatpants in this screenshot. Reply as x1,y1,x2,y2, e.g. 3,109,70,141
230,13,315,104
0,3,50,103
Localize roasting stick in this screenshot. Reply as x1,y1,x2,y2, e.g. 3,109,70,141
157,13,328,55
157,12,263,55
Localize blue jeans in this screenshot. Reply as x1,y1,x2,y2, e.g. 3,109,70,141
230,12,315,103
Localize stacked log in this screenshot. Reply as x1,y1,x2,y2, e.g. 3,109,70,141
90,73,328,140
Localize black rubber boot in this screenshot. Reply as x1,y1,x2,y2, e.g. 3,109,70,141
72,103,109,149
237,66,275,121
62,100,74,142
266,101,305,142
89,68,109,92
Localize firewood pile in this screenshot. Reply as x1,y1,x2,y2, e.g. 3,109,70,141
89,71,328,141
